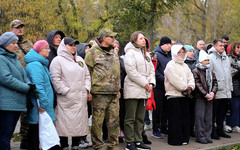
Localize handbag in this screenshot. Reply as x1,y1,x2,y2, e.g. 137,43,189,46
37,100,60,150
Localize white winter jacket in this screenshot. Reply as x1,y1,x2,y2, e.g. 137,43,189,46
124,42,155,99
164,44,195,97
49,39,91,136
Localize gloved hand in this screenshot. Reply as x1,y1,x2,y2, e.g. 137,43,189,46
28,84,36,92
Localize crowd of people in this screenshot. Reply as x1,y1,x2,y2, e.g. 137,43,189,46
0,19,239,150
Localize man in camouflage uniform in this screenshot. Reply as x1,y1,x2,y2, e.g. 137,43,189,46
10,20,33,149
85,28,121,150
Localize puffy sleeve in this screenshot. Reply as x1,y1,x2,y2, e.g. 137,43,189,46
164,62,187,91
0,58,29,93
124,51,148,88
186,65,195,90
26,63,48,109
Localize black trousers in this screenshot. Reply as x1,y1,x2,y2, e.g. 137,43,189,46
212,98,228,131
189,97,196,133
60,136,81,148
168,97,190,145
28,124,40,150
152,88,168,132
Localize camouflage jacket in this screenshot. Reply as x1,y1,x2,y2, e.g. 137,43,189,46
85,42,120,95
16,36,33,68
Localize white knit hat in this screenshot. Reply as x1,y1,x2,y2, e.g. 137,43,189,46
199,50,209,62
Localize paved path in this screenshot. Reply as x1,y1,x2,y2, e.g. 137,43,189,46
11,130,240,150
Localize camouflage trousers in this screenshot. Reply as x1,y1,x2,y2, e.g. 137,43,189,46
91,94,120,150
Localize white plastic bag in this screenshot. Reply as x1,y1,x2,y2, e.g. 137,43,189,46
38,100,60,150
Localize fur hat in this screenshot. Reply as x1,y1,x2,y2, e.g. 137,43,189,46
199,50,209,62
33,40,49,53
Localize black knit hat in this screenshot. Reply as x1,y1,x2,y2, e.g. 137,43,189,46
160,36,171,46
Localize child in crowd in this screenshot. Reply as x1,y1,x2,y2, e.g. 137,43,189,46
193,50,218,144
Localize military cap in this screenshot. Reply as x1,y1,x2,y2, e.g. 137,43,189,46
99,28,117,39
10,20,25,28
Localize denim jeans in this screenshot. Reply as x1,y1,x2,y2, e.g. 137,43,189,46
0,111,21,150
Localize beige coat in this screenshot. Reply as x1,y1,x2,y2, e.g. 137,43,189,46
164,44,195,97
123,42,155,99
49,39,91,136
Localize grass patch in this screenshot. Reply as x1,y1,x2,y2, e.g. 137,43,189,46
220,144,240,150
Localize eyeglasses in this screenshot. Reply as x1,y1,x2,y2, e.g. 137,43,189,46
107,36,114,39
43,47,50,50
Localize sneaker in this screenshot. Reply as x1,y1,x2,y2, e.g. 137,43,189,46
83,139,92,147
126,143,138,150
142,133,152,145
79,140,88,148
224,125,232,133
217,131,231,138
232,126,240,133
182,142,188,145
135,142,151,150
144,124,152,131
71,146,78,150
151,131,163,139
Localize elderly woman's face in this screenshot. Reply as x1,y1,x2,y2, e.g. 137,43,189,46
66,44,76,55
135,34,146,48
5,40,18,53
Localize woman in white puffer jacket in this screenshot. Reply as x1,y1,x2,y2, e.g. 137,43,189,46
123,31,155,150
164,43,195,146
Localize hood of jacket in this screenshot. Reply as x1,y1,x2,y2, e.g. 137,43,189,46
25,49,49,66
208,46,227,59
57,38,76,61
76,43,91,59
171,44,188,64
124,42,141,54
47,30,65,49
154,44,171,57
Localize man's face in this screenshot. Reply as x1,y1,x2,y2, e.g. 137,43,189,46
103,36,115,47
197,40,205,50
161,43,172,53
222,39,229,48
214,41,225,54
52,34,62,46
10,26,24,36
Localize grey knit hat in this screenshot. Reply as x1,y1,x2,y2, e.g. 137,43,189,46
0,32,18,47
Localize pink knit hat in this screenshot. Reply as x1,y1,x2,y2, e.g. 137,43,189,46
33,40,49,53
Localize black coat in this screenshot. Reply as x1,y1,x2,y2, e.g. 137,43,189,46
154,45,172,89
